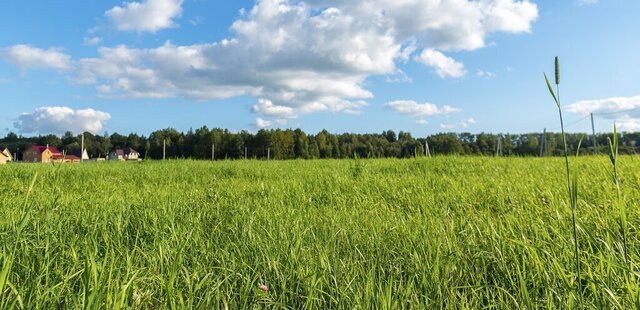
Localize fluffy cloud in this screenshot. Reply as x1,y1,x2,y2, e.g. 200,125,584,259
252,99,298,118
476,69,496,78
416,49,466,78
462,117,476,127
83,37,103,46
255,118,273,129
385,100,460,116
14,106,111,135
440,117,476,129
0,45,71,72
106,0,183,32
566,96,640,116
567,95,640,131
3,0,537,118
255,117,288,129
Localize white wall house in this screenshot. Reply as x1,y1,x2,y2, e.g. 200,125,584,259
109,148,140,161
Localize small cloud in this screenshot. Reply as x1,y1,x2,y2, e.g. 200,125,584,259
385,69,412,83
188,16,204,26
506,66,515,72
416,119,429,125
255,117,287,129
567,95,640,131
476,69,496,78
576,0,598,6
252,99,298,118
617,119,640,131
83,37,103,46
385,100,461,116
566,95,640,116
0,45,72,73
14,106,111,135
462,118,476,128
106,0,184,33
415,49,466,79
440,118,476,129
398,40,417,63
255,117,272,129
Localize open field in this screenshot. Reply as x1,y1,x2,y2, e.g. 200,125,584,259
1,157,639,308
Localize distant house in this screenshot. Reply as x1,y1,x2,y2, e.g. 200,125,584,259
23,145,62,163
109,147,140,161
0,152,9,165
60,155,81,163
68,149,90,161
1,148,13,162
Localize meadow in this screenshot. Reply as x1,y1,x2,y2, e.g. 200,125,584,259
0,157,638,309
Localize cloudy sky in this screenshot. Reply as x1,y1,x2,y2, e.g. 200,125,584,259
1,0,639,136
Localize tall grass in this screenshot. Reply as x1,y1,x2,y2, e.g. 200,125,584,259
607,124,631,282
545,56,582,302
0,158,639,308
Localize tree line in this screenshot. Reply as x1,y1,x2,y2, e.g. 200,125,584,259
1,127,638,160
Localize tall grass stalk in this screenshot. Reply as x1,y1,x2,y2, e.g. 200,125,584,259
545,56,582,301
607,124,630,280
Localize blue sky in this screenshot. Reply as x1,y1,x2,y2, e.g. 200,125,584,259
1,0,639,137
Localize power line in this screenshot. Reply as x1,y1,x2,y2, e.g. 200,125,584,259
545,114,591,131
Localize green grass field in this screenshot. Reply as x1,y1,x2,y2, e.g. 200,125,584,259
1,157,639,308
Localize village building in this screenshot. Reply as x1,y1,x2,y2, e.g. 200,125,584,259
68,149,90,161
56,155,81,163
1,148,12,162
0,152,9,164
23,145,62,163
109,147,140,161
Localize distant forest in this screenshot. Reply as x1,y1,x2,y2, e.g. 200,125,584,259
2,127,639,160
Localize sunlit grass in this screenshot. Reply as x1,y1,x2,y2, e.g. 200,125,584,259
0,158,638,308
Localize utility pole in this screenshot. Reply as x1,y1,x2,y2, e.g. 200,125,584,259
267,147,270,161
540,128,547,157
212,144,215,161
496,137,502,157
81,133,84,163
163,139,166,160
244,147,247,160
590,113,598,154
425,140,431,157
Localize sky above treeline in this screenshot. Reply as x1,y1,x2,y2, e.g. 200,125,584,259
1,0,639,137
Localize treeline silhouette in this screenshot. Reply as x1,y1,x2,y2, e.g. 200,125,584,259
1,127,639,160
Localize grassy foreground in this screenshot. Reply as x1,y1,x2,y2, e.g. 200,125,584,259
0,157,639,309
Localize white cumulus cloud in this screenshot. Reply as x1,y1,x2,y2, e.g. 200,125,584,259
416,49,466,78
106,0,184,32
566,96,640,116
385,100,460,116
567,95,640,131
0,45,71,73
14,106,111,135
252,99,298,118
2,0,538,119
255,118,273,129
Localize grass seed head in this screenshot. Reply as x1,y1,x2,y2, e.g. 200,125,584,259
555,56,560,85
